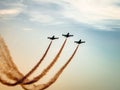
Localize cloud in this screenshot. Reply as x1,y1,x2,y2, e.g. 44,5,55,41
32,0,120,22
0,8,23,20
0,8,22,15
28,12,64,25
30,0,120,31
24,1,64,24
0,0,120,31
28,11,55,23
0,0,25,19
60,0,120,26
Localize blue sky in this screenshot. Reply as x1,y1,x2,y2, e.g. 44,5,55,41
0,0,120,90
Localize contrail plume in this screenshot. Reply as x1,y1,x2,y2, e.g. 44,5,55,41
0,36,23,81
0,35,80,90
0,36,18,70
13,41,52,84
0,37,52,86
31,45,79,90
0,36,37,89
22,39,67,84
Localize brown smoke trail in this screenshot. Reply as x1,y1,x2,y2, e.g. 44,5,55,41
32,45,79,90
0,35,66,90
0,36,52,85
13,41,52,84
0,36,37,89
0,36,23,81
22,39,67,84
0,36,79,90
0,36,19,71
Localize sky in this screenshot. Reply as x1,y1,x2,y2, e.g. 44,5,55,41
0,0,120,90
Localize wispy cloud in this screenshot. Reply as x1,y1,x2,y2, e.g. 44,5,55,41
24,0,64,24
28,11,55,24
59,0,120,30
0,8,23,20
31,0,120,31
0,0,25,19
27,11,64,25
32,0,120,22
0,0,120,31
0,8,22,15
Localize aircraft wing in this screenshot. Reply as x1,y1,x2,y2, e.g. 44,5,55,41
69,35,73,37
81,41,85,43
62,34,66,36
74,41,78,43
47,37,51,39
54,37,59,39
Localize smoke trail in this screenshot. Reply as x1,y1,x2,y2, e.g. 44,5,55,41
12,41,52,85
22,39,67,84
0,37,62,90
32,45,79,90
0,35,52,85
0,36,18,70
0,36,80,90
13,41,52,84
0,36,36,89
0,36,23,81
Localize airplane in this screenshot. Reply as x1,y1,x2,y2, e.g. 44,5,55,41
62,33,73,38
47,35,59,40
74,39,85,44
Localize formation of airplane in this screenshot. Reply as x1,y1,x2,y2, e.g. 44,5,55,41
74,39,85,44
47,33,85,44
47,35,59,40
62,33,73,38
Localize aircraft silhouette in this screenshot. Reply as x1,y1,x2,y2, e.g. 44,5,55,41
74,39,85,44
47,35,59,40
62,33,73,38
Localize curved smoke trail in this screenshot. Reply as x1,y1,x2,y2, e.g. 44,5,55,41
0,36,79,90
0,36,36,89
22,38,67,84
32,45,79,90
13,41,52,84
0,36,23,82
0,36,19,71
0,36,52,85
